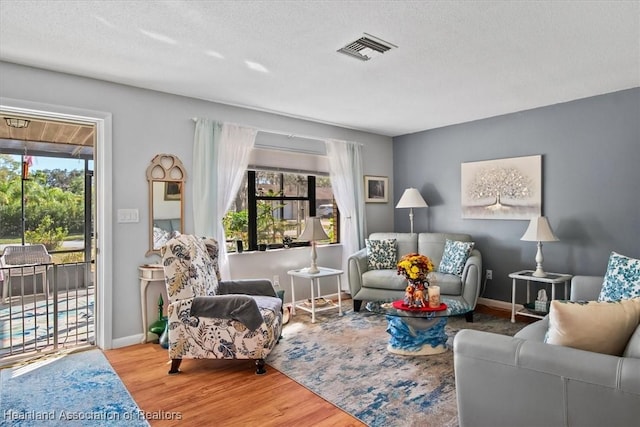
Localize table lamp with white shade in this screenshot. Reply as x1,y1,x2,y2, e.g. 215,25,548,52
298,216,329,274
520,216,559,277
395,188,428,234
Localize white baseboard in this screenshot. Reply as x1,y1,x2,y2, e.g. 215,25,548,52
477,297,522,312
111,334,146,349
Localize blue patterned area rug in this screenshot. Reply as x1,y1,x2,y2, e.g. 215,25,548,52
0,349,149,426
268,301,525,427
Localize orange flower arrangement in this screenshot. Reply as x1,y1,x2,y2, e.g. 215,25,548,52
397,253,434,284
397,253,435,308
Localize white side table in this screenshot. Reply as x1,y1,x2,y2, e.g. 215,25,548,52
288,267,343,323
139,264,165,343
509,270,573,323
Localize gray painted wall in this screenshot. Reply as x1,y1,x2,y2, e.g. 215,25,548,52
393,88,639,303
0,61,394,344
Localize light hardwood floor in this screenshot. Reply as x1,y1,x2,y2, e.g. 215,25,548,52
104,343,365,427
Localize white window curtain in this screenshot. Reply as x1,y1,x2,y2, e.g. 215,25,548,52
325,139,366,277
193,119,257,279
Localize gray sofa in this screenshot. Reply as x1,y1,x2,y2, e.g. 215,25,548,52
347,232,482,319
453,275,640,427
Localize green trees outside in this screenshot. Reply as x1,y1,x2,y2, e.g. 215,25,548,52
223,171,335,250
24,215,68,251
223,197,288,248
0,155,85,248
255,189,288,245
222,210,248,243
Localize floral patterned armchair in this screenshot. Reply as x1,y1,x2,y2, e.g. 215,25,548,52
161,234,282,374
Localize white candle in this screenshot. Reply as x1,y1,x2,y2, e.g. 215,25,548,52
428,285,441,308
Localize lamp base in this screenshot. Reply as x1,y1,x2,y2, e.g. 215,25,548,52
531,268,547,278
304,241,320,274
532,242,547,277
409,208,414,235
304,266,320,274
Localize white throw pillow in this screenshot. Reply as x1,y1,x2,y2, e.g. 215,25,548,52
545,298,640,356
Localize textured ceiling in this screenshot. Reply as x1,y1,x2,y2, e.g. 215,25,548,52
1,1,638,137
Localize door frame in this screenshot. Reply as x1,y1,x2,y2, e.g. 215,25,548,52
1,97,113,349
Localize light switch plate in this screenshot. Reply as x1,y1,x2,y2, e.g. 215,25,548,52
117,208,139,223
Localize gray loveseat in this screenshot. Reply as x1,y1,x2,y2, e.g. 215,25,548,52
453,275,640,427
347,232,482,319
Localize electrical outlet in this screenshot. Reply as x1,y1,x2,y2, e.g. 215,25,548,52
486,269,493,280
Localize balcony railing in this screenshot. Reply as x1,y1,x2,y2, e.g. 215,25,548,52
0,261,94,363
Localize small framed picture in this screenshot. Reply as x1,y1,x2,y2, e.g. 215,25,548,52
164,182,181,201
364,175,389,203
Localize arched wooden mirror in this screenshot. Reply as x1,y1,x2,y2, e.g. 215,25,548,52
146,154,186,256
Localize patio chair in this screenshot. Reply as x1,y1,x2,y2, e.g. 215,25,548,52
161,234,283,374
0,244,53,302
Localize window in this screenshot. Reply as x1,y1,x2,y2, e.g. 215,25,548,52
224,169,339,252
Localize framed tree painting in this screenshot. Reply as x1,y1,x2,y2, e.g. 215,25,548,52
364,175,389,203
461,155,541,219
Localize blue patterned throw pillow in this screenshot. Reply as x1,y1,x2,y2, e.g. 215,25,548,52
437,239,474,276
366,239,397,270
598,251,640,302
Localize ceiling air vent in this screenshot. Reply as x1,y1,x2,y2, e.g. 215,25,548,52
337,33,397,61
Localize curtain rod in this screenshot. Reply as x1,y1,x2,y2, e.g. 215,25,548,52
191,117,363,146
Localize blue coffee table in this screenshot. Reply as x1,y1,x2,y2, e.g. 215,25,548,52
366,298,472,355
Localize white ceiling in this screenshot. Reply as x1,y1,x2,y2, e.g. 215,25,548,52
1,1,638,137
